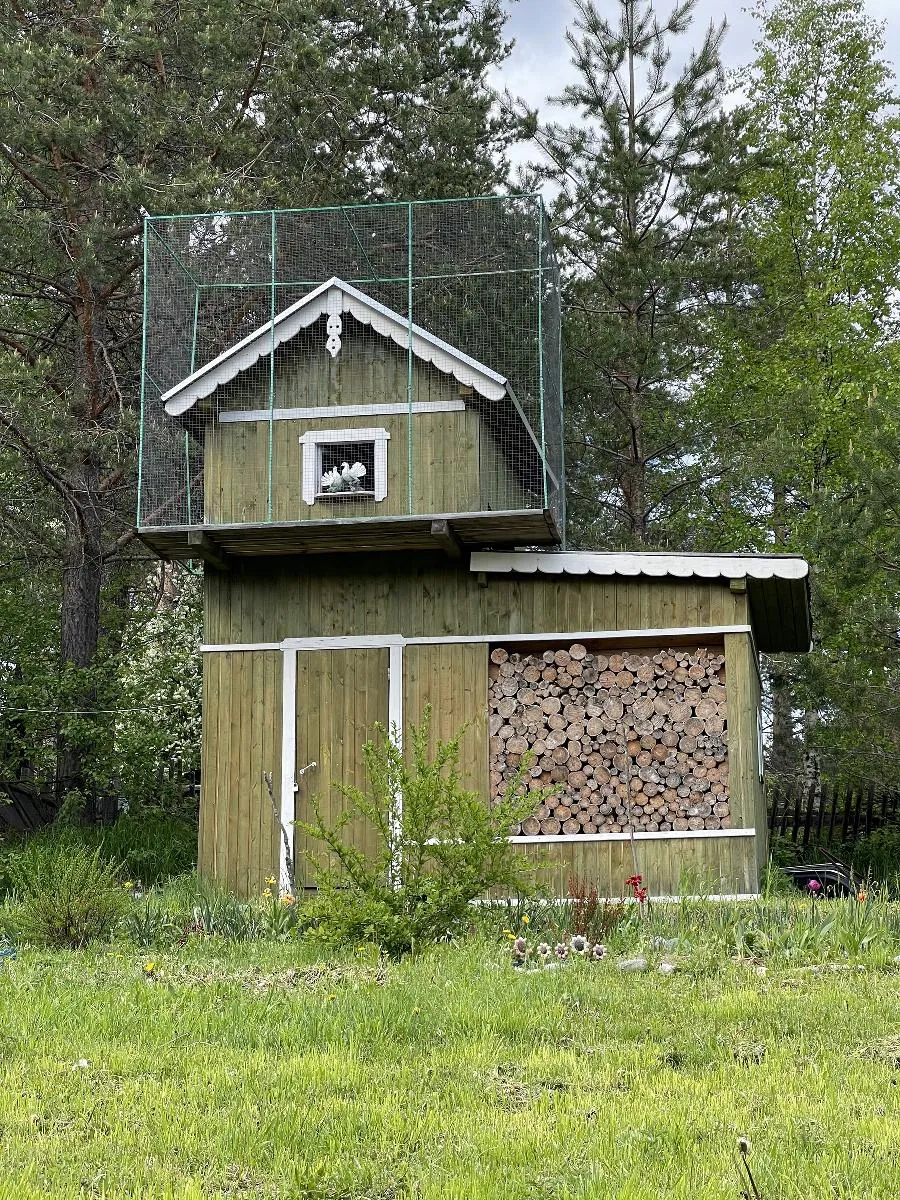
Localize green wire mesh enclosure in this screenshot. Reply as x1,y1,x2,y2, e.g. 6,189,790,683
137,196,563,553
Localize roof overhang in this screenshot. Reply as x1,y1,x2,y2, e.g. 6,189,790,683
162,277,510,416
469,550,812,653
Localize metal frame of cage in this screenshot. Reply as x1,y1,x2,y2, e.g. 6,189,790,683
137,195,564,544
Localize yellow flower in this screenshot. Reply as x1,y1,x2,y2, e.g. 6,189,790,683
280,894,295,906
143,961,156,975
412,1006,420,1015
522,914,530,926
265,875,277,886
123,881,134,890
262,888,272,899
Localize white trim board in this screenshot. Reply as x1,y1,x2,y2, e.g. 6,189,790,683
201,626,751,654
219,400,465,423
508,828,755,845
401,626,750,646
279,647,298,894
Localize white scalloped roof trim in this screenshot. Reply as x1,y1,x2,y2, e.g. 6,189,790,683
469,551,810,581
162,277,508,416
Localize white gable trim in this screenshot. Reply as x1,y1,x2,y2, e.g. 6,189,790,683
162,277,509,416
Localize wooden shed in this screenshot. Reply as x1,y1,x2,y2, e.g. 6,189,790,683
193,549,809,898
136,200,812,900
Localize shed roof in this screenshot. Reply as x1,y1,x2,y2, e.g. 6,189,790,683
469,551,811,653
162,277,511,417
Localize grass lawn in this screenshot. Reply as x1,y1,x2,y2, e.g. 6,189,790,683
0,908,898,1199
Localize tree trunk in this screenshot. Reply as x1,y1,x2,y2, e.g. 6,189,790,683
56,495,105,820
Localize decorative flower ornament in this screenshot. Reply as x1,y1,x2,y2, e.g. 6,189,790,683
513,937,528,957
554,942,569,961
571,934,588,956
536,942,551,960
591,943,607,961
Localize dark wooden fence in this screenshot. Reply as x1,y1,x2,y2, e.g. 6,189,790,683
768,783,900,847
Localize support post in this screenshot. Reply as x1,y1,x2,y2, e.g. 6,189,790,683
279,646,298,894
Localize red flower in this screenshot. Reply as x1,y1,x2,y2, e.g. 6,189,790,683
625,875,643,888
636,887,648,903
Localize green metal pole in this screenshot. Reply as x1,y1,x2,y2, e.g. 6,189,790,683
536,198,548,511
137,216,149,527
184,287,200,526
407,202,414,514
267,212,277,522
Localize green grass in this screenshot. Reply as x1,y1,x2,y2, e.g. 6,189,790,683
0,900,898,1198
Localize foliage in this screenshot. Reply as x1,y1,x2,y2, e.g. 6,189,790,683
0,1,518,813
95,810,197,886
298,708,549,957
699,0,900,784
515,0,742,547
5,833,130,948
770,826,900,897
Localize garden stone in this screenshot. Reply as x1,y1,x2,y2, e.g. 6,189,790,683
617,956,648,972
657,962,678,975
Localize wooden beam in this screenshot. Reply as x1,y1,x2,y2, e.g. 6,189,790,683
430,519,462,559
187,530,229,571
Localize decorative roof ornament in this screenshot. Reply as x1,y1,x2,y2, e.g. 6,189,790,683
325,313,342,358
161,277,510,416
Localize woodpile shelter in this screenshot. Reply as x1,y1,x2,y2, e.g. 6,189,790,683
136,198,812,899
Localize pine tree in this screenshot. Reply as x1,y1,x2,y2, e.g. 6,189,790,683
0,0,515,811
702,0,900,784
516,0,738,547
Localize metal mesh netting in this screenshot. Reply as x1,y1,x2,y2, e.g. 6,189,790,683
138,196,563,536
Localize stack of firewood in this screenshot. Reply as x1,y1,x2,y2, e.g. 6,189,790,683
489,644,730,835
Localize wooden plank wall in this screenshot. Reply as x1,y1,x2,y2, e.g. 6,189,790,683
203,331,528,523
206,562,751,646
724,631,764,887
293,648,389,890
402,643,489,800
199,650,282,894
202,567,762,897
518,835,758,897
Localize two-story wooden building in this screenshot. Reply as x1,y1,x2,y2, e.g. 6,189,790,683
137,199,810,899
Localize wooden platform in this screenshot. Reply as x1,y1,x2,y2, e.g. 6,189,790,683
137,508,561,563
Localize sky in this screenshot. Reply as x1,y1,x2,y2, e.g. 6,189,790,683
496,0,900,115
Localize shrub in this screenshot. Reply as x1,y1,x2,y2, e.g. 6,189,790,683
97,809,197,885
298,707,552,958
7,833,131,948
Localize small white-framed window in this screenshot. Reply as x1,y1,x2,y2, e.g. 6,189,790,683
300,427,390,506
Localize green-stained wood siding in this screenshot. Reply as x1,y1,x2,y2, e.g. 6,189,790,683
205,557,751,645
293,648,388,890
725,631,767,875
199,559,764,897
403,643,489,800
202,330,529,523
518,834,758,897
199,649,282,895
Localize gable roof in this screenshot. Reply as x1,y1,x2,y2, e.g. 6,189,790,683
162,277,510,417
469,550,812,653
